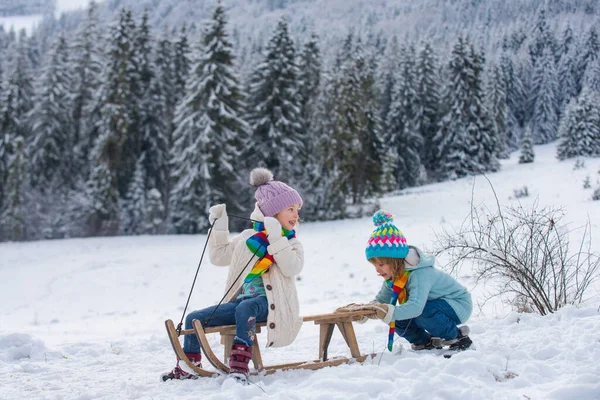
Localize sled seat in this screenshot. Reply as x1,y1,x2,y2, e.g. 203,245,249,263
201,310,375,371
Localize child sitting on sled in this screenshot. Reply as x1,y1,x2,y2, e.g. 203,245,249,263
165,168,304,381
337,210,473,352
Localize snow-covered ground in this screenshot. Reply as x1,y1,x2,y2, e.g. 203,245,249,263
1,143,599,400
0,0,97,33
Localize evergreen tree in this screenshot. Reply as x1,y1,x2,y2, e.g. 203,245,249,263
169,3,249,233
94,8,138,197
583,57,600,93
531,47,559,144
414,42,441,171
246,17,304,183
329,39,384,203
528,8,557,67
82,157,120,236
519,126,535,164
385,44,424,189
139,51,169,208
0,33,34,211
121,156,147,234
379,36,400,132
71,0,103,171
0,136,28,241
576,26,599,94
173,24,191,106
297,33,321,149
28,33,75,189
486,64,509,158
556,92,600,160
1,31,34,140
557,48,579,117
434,36,497,180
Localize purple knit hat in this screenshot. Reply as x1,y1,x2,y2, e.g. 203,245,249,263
250,168,303,217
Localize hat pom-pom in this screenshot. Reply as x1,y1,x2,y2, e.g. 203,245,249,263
250,167,273,187
373,210,394,226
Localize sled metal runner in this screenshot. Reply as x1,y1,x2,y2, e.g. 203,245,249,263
165,309,377,377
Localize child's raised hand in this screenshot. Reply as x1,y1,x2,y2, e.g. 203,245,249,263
208,204,228,231
264,217,282,238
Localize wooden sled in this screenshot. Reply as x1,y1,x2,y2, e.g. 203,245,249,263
165,309,377,377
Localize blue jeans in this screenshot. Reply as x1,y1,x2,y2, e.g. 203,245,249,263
394,299,461,346
183,296,269,354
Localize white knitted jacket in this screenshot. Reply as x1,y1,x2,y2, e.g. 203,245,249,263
207,205,304,348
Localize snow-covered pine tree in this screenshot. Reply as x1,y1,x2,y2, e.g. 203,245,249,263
298,65,347,221
94,7,138,197
172,24,191,107
556,92,600,160
71,0,103,163
82,156,120,236
28,33,74,189
531,47,559,144
169,3,249,233
297,33,321,149
519,125,535,164
434,36,497,180
576,26,599,94
557,48,580,118
0,33,34,212
138,50,169,213
528,8,557,68
385,44,424,189
1,31,34,140
330,38,384,204
245,16,304,183
486,63,509,158
415,41,441,172
583,57,600,92
468,43,499,173
500,42,527,137
378,36,400,133
121,155,147,234
0,136,28,241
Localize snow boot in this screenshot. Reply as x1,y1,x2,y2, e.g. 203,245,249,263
228,343,252,383
448,325,472,351
411,338,437,351
161,353,202,381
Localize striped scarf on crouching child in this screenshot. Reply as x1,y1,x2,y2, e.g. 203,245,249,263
385,270,411,351
244,221,296,283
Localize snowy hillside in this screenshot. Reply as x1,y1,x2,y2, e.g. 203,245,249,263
1,143,599,399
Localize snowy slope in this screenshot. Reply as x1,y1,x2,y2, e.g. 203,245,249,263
0,0,96,32
1,143,599,399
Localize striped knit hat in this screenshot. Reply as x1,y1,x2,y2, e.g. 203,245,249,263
365,210,409,260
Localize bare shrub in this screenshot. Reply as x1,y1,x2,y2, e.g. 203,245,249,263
512,186,529,199
434,192,600,315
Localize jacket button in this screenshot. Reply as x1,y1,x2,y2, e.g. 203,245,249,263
269,322,275,329
270,304,275,310
266,285,272,290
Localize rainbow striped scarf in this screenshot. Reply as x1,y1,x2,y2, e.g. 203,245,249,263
244,221,296,283
385,270,411,351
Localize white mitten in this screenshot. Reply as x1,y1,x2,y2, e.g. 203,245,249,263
365,302,395,324
208,204,228,231
263,217,282,239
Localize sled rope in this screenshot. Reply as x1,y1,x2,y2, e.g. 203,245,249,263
176,212,265,333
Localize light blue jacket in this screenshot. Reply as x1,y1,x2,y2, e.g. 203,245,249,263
374,246,472,323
